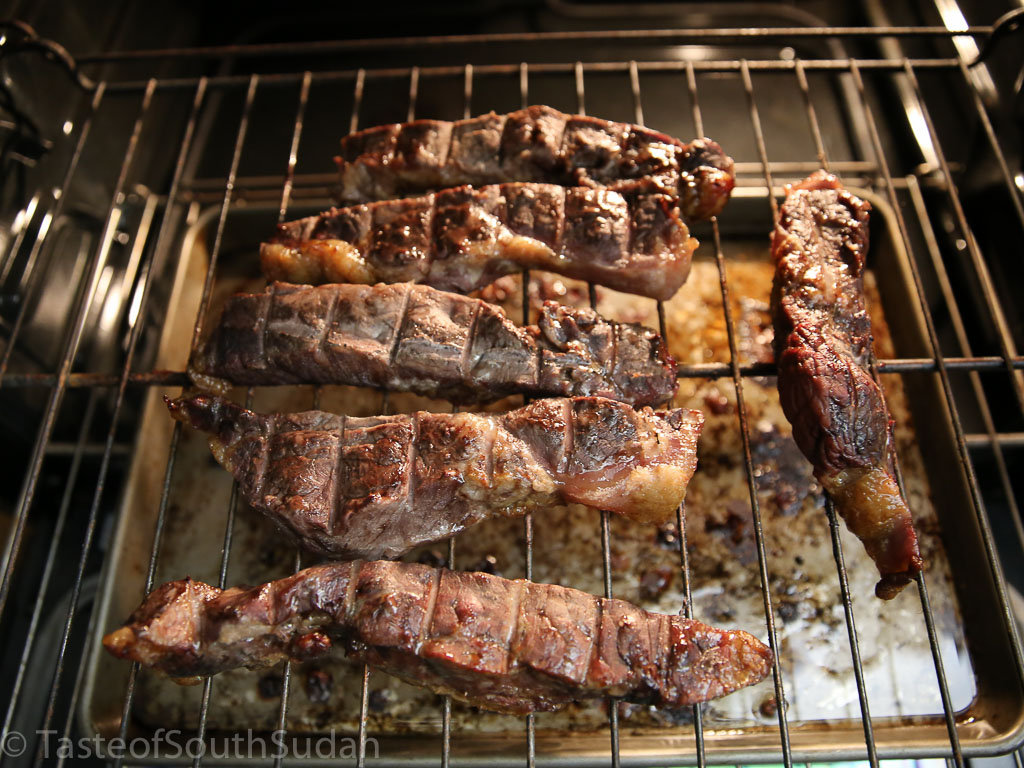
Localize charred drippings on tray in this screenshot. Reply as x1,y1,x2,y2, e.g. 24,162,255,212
771,171,923,599
638,565,675,601
334,105,735,222
166,394,704,559
751,421,819,517
262,183,697,301
192,282,678,407
303,668,333,704
103,560,773,715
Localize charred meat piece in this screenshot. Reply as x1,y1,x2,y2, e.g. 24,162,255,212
262,183,697,301
193,282,678,407
104,560,772,714
335,105,734,221
167,395,704,559
771,171,923,599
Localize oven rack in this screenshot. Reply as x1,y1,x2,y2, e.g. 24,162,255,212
0,14,1023,768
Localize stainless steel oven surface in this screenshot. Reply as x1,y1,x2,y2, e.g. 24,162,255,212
1,1,1023,766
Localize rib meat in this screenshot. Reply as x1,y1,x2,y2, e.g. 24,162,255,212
262,182,697,301
335,105,734,221
167,394,704,559
193,282,678,407
771,171,923,599
104,560,772,714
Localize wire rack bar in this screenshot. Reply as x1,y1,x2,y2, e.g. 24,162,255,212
58,570,110,768
0,87,108,746
0,77,152,640
671,60,710,768
433,61,479,768
27,76,207,767
572,58,622,768
0,193,40,287
850,57,1024,681
111,426,183,765
267,69,314,768
71,25,1000,65
718,58,792,767
41,441,131,456
191,386,252,768
169,160,877,196
904,172,1024,569
710,204,793,765
173,75,263,768
175,253,256,760
427,65,457,768
1,69,141,755
900,60,1024,414
91,58,973,94
2,354,1022,390
783,59,879,768
965,432,1024,448
271,545,303,768
0,390,99,764
850,56,1024,767
110,74,258,768
350,66,373,768
834,56,969,767
517,58,538,768
277,71,313,225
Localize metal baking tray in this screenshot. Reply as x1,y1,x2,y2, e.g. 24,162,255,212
80,185,1024,764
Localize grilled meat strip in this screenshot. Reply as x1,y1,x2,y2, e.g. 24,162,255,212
168,394,704,559
262,183,697,301
193,282,678,407
104,560,772,714
771,171,923,599
335,105,734,221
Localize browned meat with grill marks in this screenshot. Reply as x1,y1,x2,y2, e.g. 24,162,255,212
262,183,697,301
167,394,704,559
771,171,923,599
193,282,678,407
103,560,773,714
335,105,734,221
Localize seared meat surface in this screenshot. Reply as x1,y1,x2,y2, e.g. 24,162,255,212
194,282,678,407
167,395,703,559
335,105,734,221
771,171,923,599
104,560,772,714
262,182,697,301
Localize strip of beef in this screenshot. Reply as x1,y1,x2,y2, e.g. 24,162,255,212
262,183,697,301
771,171,923,599
104,560,772,714
335,105,734,221
168,395,703,559
193,282,678,407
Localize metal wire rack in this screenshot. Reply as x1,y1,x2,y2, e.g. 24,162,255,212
0,13,1023,768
